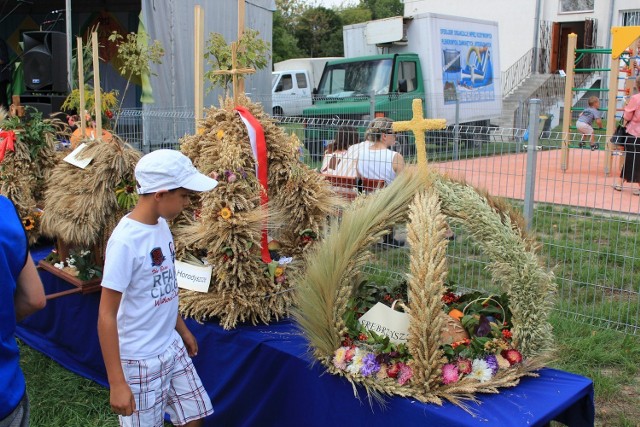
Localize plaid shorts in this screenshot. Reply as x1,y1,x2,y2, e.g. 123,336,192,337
120,338,214,427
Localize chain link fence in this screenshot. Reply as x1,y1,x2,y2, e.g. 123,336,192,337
112,99,639,336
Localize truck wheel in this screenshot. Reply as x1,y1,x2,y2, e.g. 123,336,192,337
273,106,284,117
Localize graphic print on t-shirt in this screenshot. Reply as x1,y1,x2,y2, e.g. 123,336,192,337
150,247,165,266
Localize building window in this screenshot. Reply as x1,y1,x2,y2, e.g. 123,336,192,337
559,0,594,14
622,10,640,26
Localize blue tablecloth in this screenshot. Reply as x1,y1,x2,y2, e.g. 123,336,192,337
17,246,595,426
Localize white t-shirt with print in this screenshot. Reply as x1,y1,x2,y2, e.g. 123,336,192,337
102,216,180,360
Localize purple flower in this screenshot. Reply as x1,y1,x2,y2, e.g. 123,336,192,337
360,353,380,377
475,315,492,337
485,354,499,375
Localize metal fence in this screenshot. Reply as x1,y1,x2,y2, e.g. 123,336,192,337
113,100,640,336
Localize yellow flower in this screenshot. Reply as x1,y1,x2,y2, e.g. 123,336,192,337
22,216,35,231
274,266,285,277
216,129,225,140
219,207,232,220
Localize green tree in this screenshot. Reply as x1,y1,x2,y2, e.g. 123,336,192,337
295,7,343,57
272,10,304,63
337,7,372,26
359,0,403,20
203,29,271,92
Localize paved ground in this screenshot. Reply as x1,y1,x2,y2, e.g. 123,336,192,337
433,147,640,215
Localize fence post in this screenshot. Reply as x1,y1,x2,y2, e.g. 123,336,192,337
524,98,541,231
453,87,460,160
369,91,375,119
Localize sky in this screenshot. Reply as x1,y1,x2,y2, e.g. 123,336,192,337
302,0,359,9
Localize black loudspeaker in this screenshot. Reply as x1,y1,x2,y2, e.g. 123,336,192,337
20,94,67,118
22,31,68,93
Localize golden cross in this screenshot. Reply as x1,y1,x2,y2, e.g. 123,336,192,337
212,41,255,105
393,99,446,176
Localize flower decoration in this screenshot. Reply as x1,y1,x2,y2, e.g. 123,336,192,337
22,216,35,231
52,249,102,281
299,229,317,245
216,129,225,140
438,290,522,385
219,207,233,220
115,180,138,211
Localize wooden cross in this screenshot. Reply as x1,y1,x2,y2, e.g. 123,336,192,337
393,99,446,176
212,42,255,106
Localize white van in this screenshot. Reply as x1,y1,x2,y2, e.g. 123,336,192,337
271,70,312,116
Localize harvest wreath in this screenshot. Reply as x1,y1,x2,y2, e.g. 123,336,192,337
173,96,338,329
293,169,556,406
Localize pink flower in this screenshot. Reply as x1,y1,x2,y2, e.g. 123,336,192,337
333,347,348,370
456,358,473,375
227,173,237,183
442,363,460,384
397,362,413,385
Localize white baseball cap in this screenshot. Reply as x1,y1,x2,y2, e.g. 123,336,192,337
135,149,218,195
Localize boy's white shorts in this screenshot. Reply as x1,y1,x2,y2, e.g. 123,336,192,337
576,121,594,136
120,338,214,427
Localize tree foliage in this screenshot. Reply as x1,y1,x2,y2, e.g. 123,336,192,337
204,29,271,92
272,0,403,62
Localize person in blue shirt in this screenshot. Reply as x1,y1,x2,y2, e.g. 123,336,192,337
0,195,46,426
576,96,603,151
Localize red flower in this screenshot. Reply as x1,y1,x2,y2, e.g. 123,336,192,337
105,110,113,119
502,329,513,340
387,363,400,378
345,346,356,362
501,349,523,365
358,333,368,341
341,337,353,347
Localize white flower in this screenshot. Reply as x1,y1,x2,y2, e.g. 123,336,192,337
54,262,64,269
66,257,75,266
278,257,293,265
80,250,90,257
469,359,493,383
346,348,365,375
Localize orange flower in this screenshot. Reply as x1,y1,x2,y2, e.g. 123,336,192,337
219,207,232,220
274,266,285,277
22,216,35,231
216,129,225,140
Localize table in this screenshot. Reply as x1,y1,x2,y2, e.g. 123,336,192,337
17,246,595,426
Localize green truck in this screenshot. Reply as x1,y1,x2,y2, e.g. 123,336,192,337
302,14,502,160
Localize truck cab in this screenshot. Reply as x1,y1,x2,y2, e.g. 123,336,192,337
271,70,312,116
302,53,423,159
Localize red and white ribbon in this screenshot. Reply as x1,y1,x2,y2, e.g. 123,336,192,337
235,106,272,264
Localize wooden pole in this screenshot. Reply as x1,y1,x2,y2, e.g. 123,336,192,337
605,55,621,176
91,32,102,139
77,37,86,139
194,5,204,132
561,33,577,172
237,0,245,93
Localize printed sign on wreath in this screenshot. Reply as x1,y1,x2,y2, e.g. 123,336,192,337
358,302,409,344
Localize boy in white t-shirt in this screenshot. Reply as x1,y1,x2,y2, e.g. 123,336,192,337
98,149,218,427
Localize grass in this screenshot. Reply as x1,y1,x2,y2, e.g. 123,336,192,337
17,204,640,426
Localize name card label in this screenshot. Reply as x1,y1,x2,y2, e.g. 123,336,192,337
63,143,93,169
175,260,212,293
358,302,409,344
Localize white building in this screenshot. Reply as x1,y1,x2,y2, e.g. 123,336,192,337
404,0,639,74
